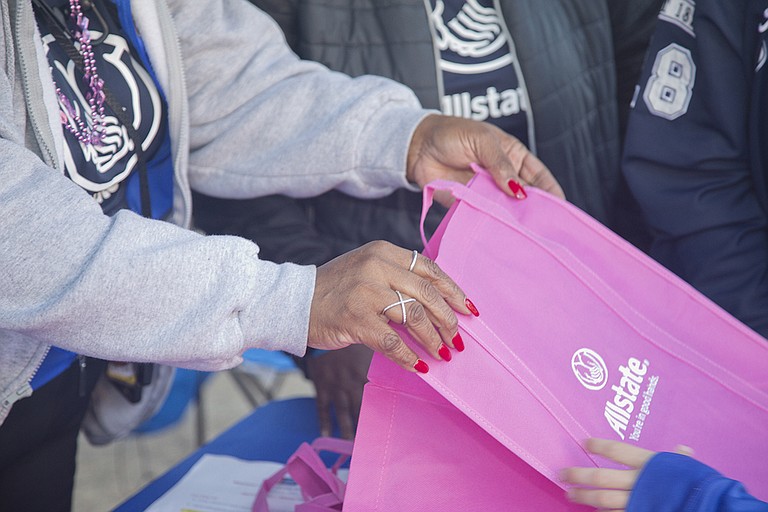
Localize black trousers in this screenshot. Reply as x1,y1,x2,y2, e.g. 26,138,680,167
0,357,105,512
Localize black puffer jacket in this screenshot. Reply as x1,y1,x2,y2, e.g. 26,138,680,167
193,0,661,264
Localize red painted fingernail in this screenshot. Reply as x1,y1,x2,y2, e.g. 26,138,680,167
438,343,452,362
414,359,429,374
465,298,480,317
507,179,527,200
452,332,465,352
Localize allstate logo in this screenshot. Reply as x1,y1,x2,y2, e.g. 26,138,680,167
571,348,608,391
429,0,513,74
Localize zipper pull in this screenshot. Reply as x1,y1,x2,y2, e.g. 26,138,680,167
78,355,88,397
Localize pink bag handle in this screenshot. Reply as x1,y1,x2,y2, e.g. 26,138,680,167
252,437,353,512
420,180,462,249
420,169,768,421
419,165,503,249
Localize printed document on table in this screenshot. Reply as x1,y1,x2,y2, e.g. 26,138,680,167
145,454,302,512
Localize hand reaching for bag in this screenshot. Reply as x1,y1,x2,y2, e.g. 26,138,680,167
305,345,373,439
561,438,693,511
309,241,470,374
406,114,565,202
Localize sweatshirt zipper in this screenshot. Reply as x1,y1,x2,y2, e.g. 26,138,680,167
128,0,192,227
15,1,58,167
77,354,88,396
158,0,193,227
4,351,87,415
492,0,537,155
2,345,50,414
422,0,447,108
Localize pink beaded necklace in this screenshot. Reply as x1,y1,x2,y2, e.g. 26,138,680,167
56,0,106,146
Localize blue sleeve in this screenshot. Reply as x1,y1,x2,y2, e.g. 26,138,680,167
628,453,768,512
621,0,768,336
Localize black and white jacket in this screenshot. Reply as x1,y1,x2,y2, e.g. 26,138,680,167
194,0,663,263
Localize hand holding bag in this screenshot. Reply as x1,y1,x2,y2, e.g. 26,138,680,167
344,167,768,510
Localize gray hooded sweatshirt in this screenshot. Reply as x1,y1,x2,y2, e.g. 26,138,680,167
0,0,427,424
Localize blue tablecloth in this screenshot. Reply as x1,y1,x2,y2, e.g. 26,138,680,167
114,397,322,511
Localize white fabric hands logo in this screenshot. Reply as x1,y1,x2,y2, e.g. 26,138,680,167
43,30,163,204
429,0,513,74
571,348,608,391
431,0,504,58
758,8,767,72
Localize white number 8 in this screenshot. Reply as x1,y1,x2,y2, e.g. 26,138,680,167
643,43,696,120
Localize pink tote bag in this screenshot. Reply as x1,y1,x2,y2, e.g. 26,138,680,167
343,167,768,510
253,437,352,512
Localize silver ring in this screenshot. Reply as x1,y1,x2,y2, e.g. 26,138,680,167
408,250,419,272
381,290,417,325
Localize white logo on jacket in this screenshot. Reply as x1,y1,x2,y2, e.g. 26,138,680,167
758,9,768,71
429,0,513,74
41,31,163,204
571,348,608,391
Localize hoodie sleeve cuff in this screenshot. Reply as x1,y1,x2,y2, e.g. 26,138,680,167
340,107,438,196
238,260,316,357
628,453,743,512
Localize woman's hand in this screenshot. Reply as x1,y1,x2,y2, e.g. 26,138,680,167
561,438,693,511
407,114,565,201
309,241,471,374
